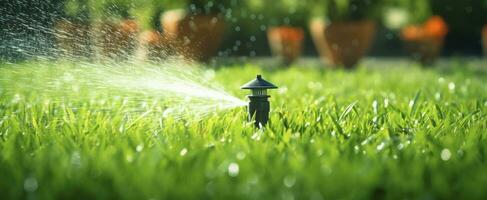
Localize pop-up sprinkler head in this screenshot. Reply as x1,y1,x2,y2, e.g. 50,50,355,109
241,75,278,128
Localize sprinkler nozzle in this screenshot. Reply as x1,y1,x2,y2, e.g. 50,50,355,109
241,75,278,128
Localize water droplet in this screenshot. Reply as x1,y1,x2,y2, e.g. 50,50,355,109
438,77,445,83
249,51,256,57
71,151,81,167
372,100,378,114
251,132,261,140
321,164,332,174
24,177,38,192
457,149,464,157
283,175,296,188
435,92,441,100
441,148,451,161
383,99,389,108
206,143,215,149
126,154,134,163
278,86,288,94
448,82,455,91
11,94,22,104
408,100,414,108
211,17,218,24
237,152,246,160
180,148,188,156
228,162,239,177
317,149,323,156
376,142,385,151
250,36,256,42
136,144,144,152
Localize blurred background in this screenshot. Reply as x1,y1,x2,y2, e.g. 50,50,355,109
1,0,486,66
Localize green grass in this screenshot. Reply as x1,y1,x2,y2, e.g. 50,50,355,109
1,60,487,199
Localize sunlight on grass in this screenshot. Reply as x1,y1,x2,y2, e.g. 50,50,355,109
0,60,486,199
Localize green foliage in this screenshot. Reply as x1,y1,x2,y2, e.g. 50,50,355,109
184,0,231,15
0,60,487,199
247,0,309,27
157,0,232,15
64,0,90,21
384,0,432,25
87,0,151,20
138,0,233,29
481,0,487,21
312,0,383,21
132,0,166,30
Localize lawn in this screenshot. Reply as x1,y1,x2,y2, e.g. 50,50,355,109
0,60,486,199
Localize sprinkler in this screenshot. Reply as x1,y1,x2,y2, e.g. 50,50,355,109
241,75,278,128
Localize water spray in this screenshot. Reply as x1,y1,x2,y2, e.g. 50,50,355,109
241,75,278,128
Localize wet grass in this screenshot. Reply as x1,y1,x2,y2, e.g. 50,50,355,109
1,60,486,199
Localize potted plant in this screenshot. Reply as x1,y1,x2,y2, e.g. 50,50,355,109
249,0,306,65
136,2,168,62
161,0,228,62
55,0,92,58
309,0,380,68
90,0,140,60
267,26,304,65
384,0,447,65
400,16,448,65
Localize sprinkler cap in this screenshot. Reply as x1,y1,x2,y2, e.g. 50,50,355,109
241,75,278,89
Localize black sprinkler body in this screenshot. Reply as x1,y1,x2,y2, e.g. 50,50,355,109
241,75,278,128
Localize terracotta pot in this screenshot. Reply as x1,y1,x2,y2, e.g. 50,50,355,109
136,30,168,61
310,19,376,68
400,16,448,65
162,10,225,62
54,19,91,58
482,25,487,58
95,19,139,60
402,37,443,65
267,26,304,65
